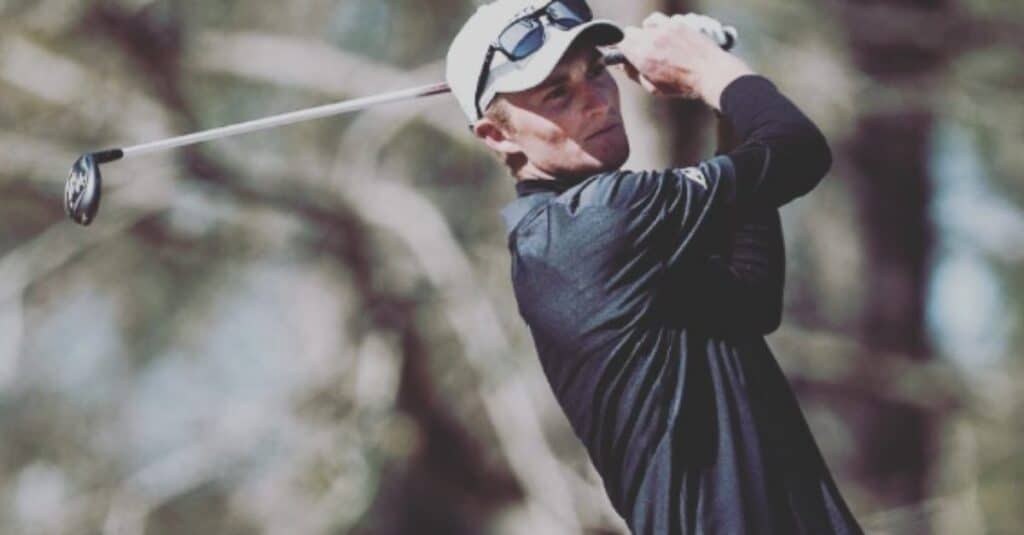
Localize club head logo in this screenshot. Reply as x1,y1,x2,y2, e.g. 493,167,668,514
64,153,101,226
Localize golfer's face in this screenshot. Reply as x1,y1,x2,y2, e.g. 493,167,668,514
502,46,629,178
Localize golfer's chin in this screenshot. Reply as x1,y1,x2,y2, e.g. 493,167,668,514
528,131,630,180
581,131,630,174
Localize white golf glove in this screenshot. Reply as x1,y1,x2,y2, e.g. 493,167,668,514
642,12,737,49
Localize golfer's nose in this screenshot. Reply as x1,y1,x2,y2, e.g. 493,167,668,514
581,80,611,116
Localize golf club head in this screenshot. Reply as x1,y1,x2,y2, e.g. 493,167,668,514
65,153,102,226
64,149,123,226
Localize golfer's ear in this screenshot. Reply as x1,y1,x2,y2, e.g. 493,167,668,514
473,118,521,157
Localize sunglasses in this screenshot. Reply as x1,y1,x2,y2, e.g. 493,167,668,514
473,0,594,120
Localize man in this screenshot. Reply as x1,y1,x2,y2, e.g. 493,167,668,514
446,1,864,533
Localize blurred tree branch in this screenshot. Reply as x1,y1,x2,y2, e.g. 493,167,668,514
770,327,966,413
0,133,77,188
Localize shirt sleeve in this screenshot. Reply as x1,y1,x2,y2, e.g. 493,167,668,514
717,74,833,208
592,76,824,330
577,158,732,270
676,206,785,335
670,76,824,331
529,75,826,332
591,74,830,266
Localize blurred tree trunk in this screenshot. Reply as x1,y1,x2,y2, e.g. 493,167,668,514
651,0,716,166
593,0,710,169
661,0,714,166
834,0,957,528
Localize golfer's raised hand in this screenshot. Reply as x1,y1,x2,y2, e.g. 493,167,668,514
618,13,754,109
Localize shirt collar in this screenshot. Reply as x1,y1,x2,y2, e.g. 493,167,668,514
515,178,564,197
500,191,553,235
501,176,584,235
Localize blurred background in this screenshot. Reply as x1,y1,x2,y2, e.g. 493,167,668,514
1,0,1022,533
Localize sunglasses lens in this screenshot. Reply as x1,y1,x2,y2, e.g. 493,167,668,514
496,0,594,61
547,0,592,26
500,22,545,59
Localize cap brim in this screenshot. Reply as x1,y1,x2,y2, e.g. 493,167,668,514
480,20,623,111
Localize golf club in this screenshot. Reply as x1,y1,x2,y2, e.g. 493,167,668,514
64,24,736,226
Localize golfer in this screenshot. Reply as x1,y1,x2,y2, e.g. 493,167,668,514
447,1,864,533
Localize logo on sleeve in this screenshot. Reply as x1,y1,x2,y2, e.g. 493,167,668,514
682,167,708,189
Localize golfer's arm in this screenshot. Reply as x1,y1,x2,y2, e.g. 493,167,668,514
700,74,828,331
714,74,833,207
668,76,821,333
658,78,808,333
705,113,785,334
687,207,784,335
617,74,823,329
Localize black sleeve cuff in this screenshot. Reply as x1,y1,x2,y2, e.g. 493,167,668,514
718,75,783,141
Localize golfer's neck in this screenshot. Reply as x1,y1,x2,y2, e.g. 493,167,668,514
516,162,558,182
516,163,622,183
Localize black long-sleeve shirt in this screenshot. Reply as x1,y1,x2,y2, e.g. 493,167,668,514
685,205,785,335
501,75,862,534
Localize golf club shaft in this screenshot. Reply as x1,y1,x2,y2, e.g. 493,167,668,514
103,25,736,161
117,82,452,159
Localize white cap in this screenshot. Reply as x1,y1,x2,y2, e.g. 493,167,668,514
446,0,623,123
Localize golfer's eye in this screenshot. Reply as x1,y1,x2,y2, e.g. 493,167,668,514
545,85,569,101
587,62,606,79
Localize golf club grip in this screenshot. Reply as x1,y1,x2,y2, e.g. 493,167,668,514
602,25,738,66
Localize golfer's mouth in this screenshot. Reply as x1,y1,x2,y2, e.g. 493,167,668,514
587,122,621,140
